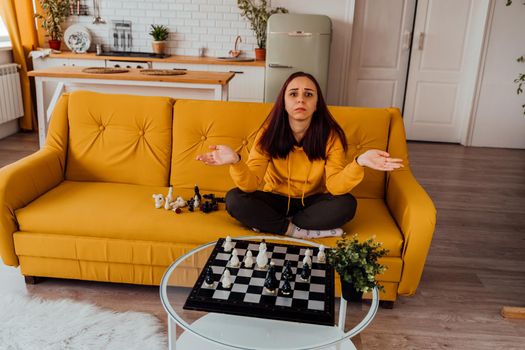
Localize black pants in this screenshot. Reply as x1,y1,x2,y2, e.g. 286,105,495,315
225,188,357,235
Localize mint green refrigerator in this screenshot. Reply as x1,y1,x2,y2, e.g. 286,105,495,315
264,14,332,103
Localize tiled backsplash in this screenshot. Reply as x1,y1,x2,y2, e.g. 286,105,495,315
67,0,257,57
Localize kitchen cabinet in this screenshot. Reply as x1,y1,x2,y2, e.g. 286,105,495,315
208,65,265,102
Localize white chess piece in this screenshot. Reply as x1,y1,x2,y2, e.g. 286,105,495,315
259,241,267,252
244,250,254,268
223,236,233,252
256,248,268,269
152,194,164,209
164,197,172,210
303,249,312,267
193,195,200,208
174,196,186,208
230,248,240,267
221,269,232,288
317,245,326,263
166,186,173,203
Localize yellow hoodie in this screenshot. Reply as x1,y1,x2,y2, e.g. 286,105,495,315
229,129,365,205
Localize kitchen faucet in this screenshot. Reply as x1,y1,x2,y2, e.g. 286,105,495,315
229,36,242,58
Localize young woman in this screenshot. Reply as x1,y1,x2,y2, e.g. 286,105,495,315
196,72,403,239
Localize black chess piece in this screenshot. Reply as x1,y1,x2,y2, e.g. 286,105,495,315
203,193,215,200
282,261,293,281
280,278,292,296
204,266,214,285
201,201,212,213
264,264,279,292
300,263,311,281
187,198,195,212
194,184,202,201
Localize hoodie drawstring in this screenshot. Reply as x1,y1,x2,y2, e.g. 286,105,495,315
301,162,312,207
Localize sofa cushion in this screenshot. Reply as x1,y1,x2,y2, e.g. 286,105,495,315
171,100,272,192
171,100,391,198
65,91,174,186
15,181,402,257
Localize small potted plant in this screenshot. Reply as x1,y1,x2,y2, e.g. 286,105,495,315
237,0,288,60
149,24,170,55
34,0,70,50
327,234,388,301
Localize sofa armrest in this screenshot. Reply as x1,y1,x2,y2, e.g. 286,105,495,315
0,148,64,266
386,170,436,296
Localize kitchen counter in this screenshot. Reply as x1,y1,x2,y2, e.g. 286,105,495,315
29,66,235,147
28,66,235,85
48,52,265,67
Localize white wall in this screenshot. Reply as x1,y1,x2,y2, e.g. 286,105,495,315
469,1,525,148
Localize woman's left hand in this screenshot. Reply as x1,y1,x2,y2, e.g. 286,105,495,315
356,150,404,171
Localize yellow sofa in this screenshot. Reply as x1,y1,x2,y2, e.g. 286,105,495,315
0,91,435,303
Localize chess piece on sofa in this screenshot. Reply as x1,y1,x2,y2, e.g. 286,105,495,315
152,194,165,209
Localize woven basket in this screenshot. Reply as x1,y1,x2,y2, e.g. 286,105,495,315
82,67,130,74
139,69,187,76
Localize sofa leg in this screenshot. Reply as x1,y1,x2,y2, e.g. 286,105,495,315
24,276,42,285
380,300,395,309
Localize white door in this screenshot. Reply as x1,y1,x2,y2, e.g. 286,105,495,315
346,0,416,108
403,0,489,142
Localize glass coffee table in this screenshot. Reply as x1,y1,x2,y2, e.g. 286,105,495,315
160,235,378,350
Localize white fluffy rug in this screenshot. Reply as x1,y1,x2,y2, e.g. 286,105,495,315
0,293,166,350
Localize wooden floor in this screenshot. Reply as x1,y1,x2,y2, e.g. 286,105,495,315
0,132,524,349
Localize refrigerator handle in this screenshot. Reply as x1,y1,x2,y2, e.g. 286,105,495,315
269,63,293,69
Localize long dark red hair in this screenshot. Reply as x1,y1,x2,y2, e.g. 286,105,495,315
258,72,347,161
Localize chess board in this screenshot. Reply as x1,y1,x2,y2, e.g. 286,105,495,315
183,238,335,326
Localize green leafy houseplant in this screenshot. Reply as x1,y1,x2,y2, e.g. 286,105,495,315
149,24,169,42
34,0,70,44
237,0,288,49
327,234,388,296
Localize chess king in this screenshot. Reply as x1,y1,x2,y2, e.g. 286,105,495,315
196,72,403,239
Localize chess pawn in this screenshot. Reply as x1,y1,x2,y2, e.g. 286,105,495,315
300,263,311,281
264,262,279,293
280,278,292,296
317,245,326,263
256,248,268,269
229,248,240,268
164,197,172,210
221,269,232,289
223,236,233,252
204,266,214,287
166,186,173,204
193,195,200,208
282,261,293,281
302,249,312,267
244,250,254,268
259,240,267,252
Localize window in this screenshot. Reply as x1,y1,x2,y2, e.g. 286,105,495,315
0,16,10,44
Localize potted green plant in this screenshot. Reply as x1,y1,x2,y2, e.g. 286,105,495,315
237,0,288,60
327,234,388,301
149,24,170,55
34,0,70,50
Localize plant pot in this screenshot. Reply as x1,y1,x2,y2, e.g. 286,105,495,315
152,41,167,55
255,48,266,61
48,40,61,50
340,280,363,302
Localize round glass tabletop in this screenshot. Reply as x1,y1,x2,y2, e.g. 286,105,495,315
160,235,378,350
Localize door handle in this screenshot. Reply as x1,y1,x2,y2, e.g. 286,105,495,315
229,71,244,74
269,64,293,69
418,32,425,50
402,30,412,50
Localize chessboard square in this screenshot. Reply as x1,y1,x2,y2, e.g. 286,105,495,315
247,243,259,251
237,269,253,277
246,285,263,295
310,276,325,285
212,290,231,300
216,253,231,261
308,300,325,311
285,254,299,261
311,269,326,277
231,284,249,293
308,292,326,301
291,298,309,310
273,246,287,254
260,295,277,305
252,270,267,279
270,259,284,266
309,283,325,293
270,252,286,260
294,282,310,291
243,293,261,304
293,290,309,300
211,266,225,274
234,276,251,285
196,287,215,298
249,277,265,286
228,292,246,302
275,297,293,307
235,248,246,255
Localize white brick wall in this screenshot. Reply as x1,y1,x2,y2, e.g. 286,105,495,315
67,0,257,57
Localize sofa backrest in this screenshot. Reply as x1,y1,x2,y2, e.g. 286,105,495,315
64,91,174,186
171,100,404,199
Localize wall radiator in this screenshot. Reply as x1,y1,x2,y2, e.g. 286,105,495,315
0,64,24,124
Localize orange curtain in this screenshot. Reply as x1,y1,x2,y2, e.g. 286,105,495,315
0,0,39,131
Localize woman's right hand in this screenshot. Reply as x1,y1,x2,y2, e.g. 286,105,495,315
195,145,240,166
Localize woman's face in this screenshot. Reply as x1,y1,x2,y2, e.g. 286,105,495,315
284,76,318,123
